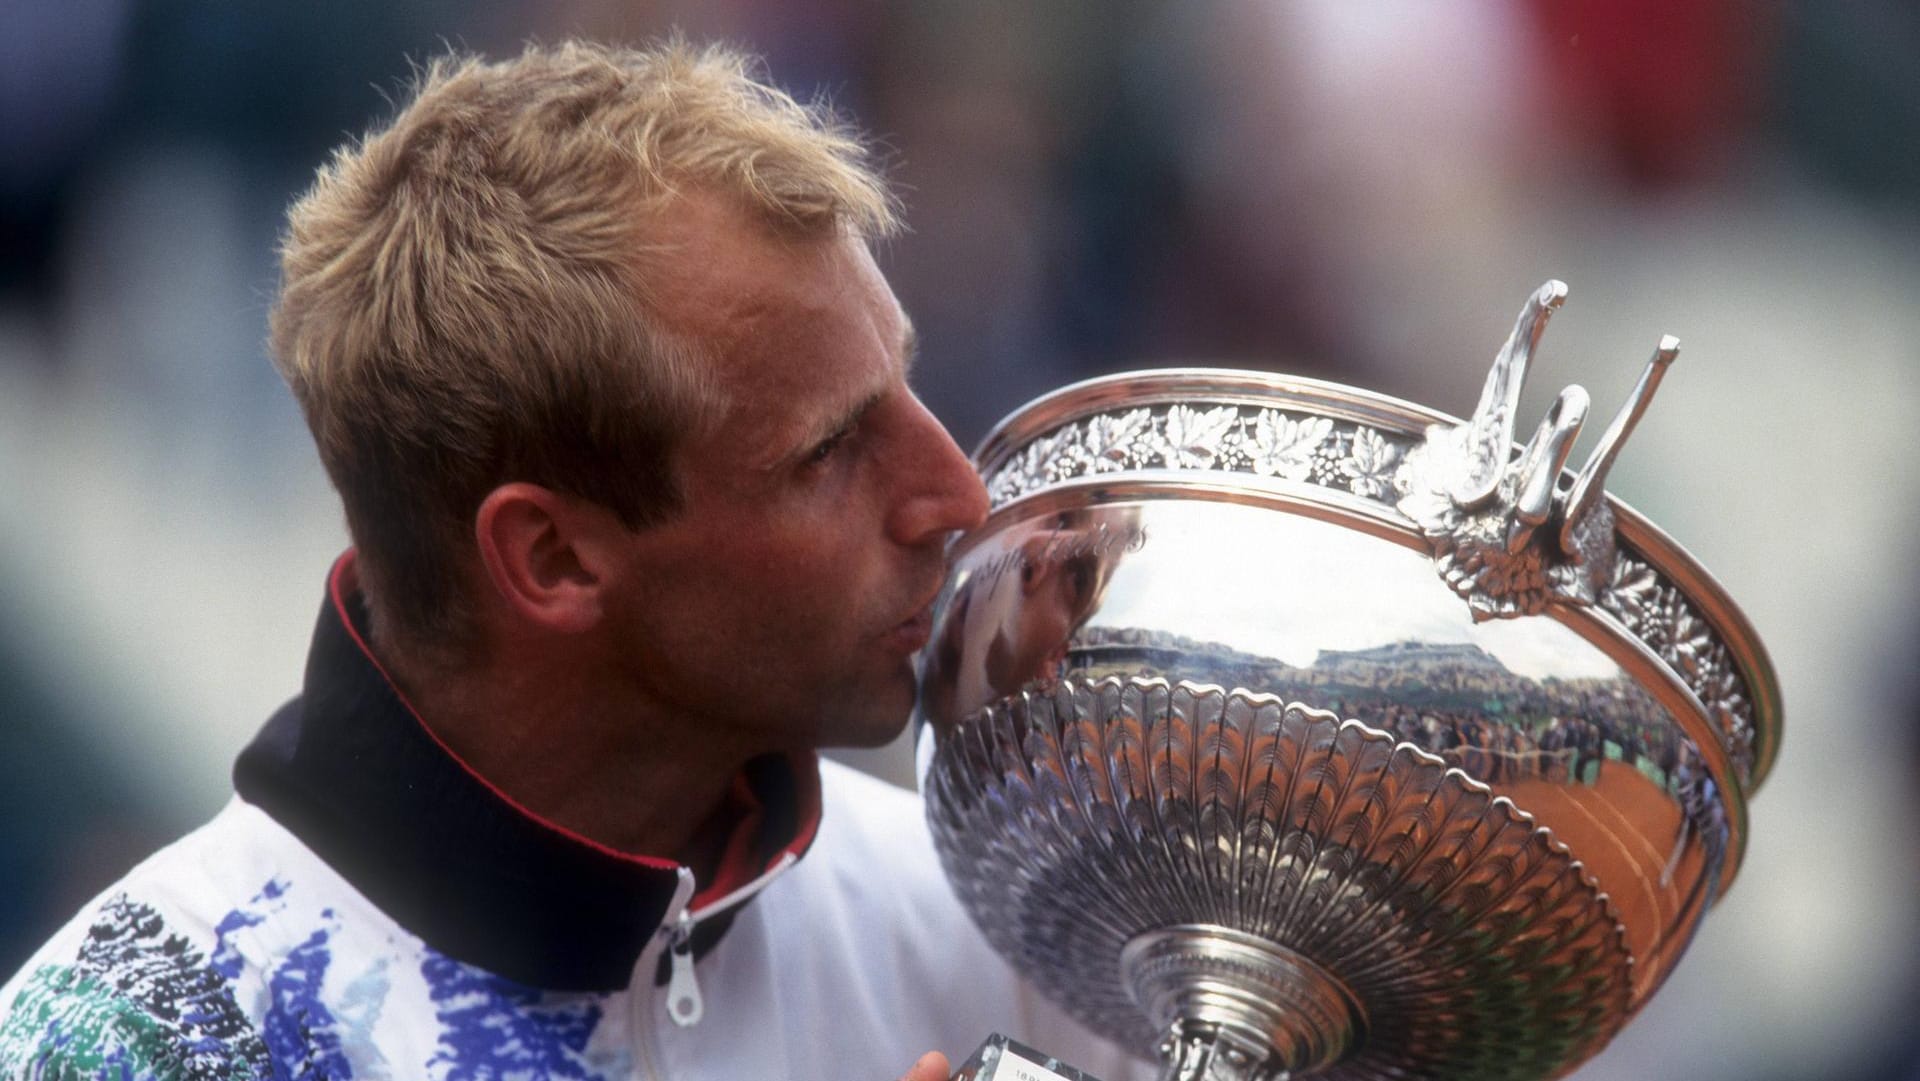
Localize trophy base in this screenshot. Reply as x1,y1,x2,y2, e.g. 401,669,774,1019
952,1034,1108,1081
1122,925,1363,1077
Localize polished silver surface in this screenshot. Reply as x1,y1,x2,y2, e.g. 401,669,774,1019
917,283,1780,1080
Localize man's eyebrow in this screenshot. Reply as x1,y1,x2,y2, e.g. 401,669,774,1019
802,319,915,457
824,388,886,442
762,320,915,473
765,386,886,473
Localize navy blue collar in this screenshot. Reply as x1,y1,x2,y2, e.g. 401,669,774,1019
234,553,821,992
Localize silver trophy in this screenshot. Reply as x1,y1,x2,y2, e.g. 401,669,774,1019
916,282,1780,1081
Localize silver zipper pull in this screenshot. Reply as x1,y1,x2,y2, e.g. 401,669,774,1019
665,908,704,1027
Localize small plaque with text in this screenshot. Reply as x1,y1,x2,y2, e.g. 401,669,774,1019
951,1034,1106,1081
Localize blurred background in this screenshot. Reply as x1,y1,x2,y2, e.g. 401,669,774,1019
1,1,1916,1077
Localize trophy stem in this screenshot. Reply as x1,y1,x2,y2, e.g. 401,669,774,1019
1123,925,1364,1080
1153,1019,1292,1081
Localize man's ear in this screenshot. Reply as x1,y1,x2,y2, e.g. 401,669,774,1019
473,483,622,635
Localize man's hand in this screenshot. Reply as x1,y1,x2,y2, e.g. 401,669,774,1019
899,1050,950,1081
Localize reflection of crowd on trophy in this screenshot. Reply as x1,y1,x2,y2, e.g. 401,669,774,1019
1064,626,1736,891
935,597,1738,888
1067,628,1690,794
1663,743,1728,885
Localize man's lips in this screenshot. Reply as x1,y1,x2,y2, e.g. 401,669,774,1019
886,605,935,655
885,580,945,655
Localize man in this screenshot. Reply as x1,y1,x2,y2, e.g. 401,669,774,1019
0,41,1140,1080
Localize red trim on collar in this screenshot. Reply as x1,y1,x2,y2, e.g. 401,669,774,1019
692,774,763,908
781,754,824,864
326,550,825,892
691,750,824,911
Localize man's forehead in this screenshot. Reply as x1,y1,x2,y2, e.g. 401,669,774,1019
640,195,815,328
642,192,894,345
640,195,910,470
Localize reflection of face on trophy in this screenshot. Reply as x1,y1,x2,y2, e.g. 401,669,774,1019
918,283,1779,1081
921,507,1138,731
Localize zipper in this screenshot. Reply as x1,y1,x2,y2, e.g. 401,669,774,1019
635,850,804,1049
630,868,696,1081
661,851,801,1028
665,907,704,1026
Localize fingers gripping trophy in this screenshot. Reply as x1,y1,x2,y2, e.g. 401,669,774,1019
916,282,1780,1081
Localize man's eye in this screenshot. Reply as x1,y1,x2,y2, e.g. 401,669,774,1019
807,425,854,465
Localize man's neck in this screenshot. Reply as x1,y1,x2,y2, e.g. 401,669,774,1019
383,644,756,880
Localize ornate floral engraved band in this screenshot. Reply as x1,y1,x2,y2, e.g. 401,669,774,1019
919,281,1781,1081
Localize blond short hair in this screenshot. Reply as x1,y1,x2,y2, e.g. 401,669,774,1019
270,39,898,654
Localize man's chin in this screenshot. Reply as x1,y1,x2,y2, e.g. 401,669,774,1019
819,675,918,750
825,704,916,750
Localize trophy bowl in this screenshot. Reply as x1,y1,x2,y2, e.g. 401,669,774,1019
916,283,1780,1081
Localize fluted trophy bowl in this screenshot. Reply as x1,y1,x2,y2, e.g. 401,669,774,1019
915,283,1780,1081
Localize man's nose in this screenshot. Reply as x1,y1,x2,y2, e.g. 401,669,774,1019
888,396,990,546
